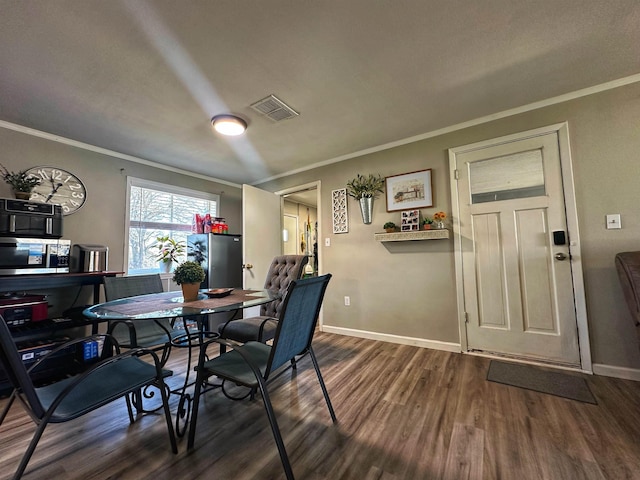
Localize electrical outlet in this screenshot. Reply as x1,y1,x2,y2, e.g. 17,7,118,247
344,296,350,306
325,237,331,247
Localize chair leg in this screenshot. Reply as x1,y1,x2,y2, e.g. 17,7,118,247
157,381,178,454
13,420,48,480
309,347,337,423
255,376,295,480
125,393,135,424
187,372,205,450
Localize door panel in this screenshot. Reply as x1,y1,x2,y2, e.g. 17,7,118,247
242,184,281,290
455,131,580,365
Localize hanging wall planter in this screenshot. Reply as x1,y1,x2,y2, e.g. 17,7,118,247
346,173,384,225
359,197,374,225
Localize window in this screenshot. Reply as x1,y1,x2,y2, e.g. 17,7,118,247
126,178,219,275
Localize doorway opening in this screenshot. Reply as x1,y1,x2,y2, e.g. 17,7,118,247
280,184,319,277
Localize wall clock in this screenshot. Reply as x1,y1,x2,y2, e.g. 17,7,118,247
26,166,87,215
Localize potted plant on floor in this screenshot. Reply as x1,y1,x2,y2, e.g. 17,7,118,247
346,173,385,225
173,260,205,302
0,164,41,200
156,236,185,273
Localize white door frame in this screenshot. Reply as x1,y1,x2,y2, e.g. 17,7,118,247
448,122,592,373
275,181,323,325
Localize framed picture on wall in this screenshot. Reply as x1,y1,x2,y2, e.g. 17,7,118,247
385,169,433,212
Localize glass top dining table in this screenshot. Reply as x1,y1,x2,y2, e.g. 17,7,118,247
83,288,280,322
82,288,280,437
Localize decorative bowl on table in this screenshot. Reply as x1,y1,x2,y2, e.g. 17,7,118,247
205,288,233,298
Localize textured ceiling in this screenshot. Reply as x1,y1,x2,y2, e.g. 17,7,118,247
1,1,639,185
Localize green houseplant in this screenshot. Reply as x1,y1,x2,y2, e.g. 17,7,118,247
173,260,205,301
383,221,396,233
155,236,185,272
421,217,434,230
0,164,41,200
346,173,385,225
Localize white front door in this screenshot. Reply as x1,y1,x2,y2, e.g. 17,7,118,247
450,127,582,366
242,185,281,291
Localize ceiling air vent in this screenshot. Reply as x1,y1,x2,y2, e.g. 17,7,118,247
250,94,299,122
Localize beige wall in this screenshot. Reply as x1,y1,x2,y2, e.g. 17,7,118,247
3,82,640,371
0,127,241,312
258,82,640,371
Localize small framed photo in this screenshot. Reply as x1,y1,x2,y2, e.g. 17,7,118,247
401,209,420,231
385,169,433,212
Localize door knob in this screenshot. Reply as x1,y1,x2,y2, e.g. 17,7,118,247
243,263,253,269
554,253,567,261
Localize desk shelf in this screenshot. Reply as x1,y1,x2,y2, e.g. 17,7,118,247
374,229,450,242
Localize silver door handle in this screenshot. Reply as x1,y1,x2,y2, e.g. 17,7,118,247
554,253,567,261
243,263,253,269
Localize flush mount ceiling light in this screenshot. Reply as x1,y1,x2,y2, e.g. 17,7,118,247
211,115,247,136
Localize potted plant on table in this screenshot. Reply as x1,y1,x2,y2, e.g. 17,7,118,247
156,236,185,273
0,164,41,200
173,260,205,302
346,173,385,225
383,221,397,233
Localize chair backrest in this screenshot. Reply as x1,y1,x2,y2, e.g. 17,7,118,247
103,274,164,301
103,274,168,345
266,274,331,375
260,255,308,318
0,316,46,419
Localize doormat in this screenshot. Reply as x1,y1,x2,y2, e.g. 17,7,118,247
487,360,597,404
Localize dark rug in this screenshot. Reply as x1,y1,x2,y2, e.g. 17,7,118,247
487,360,597,404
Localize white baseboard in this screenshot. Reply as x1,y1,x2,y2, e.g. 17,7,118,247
592,363,640,381
320,325,461,353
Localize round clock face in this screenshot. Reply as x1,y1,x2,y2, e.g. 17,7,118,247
26,166,87,215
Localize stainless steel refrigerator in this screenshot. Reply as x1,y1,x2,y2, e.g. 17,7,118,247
187,233,243,289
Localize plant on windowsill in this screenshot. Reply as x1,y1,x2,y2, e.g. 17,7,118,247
173,260,205,302
0,163,41,200
155,236,185,273
383,221,397,233
346,173,385,225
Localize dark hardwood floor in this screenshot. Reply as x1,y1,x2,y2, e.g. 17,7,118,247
2,331,640,480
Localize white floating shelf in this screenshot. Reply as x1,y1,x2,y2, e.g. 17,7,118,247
374,229,450,242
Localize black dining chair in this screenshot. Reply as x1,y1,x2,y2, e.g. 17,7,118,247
0,315,177,480
188,274,335,480
104,274,186,365
217,255,308,352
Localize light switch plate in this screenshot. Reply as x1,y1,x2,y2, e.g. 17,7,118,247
606,214,621,229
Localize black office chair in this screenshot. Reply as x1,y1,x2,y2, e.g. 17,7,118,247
104,274,186,365
0,316,177,480
188,274,336,480
217,255,308,352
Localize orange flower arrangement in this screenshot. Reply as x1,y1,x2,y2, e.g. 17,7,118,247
434,211,447,222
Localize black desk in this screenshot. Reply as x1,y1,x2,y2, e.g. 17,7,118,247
0,270,123,304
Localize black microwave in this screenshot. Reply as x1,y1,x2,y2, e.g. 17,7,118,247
0,198,63,238
0,237,71,275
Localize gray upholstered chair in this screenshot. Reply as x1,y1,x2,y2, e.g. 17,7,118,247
615,251,640,350
217,255,308,351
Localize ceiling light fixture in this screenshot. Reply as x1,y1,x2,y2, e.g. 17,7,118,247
211,115,247,136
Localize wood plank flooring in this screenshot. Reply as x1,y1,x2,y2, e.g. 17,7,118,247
2,331,640,479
